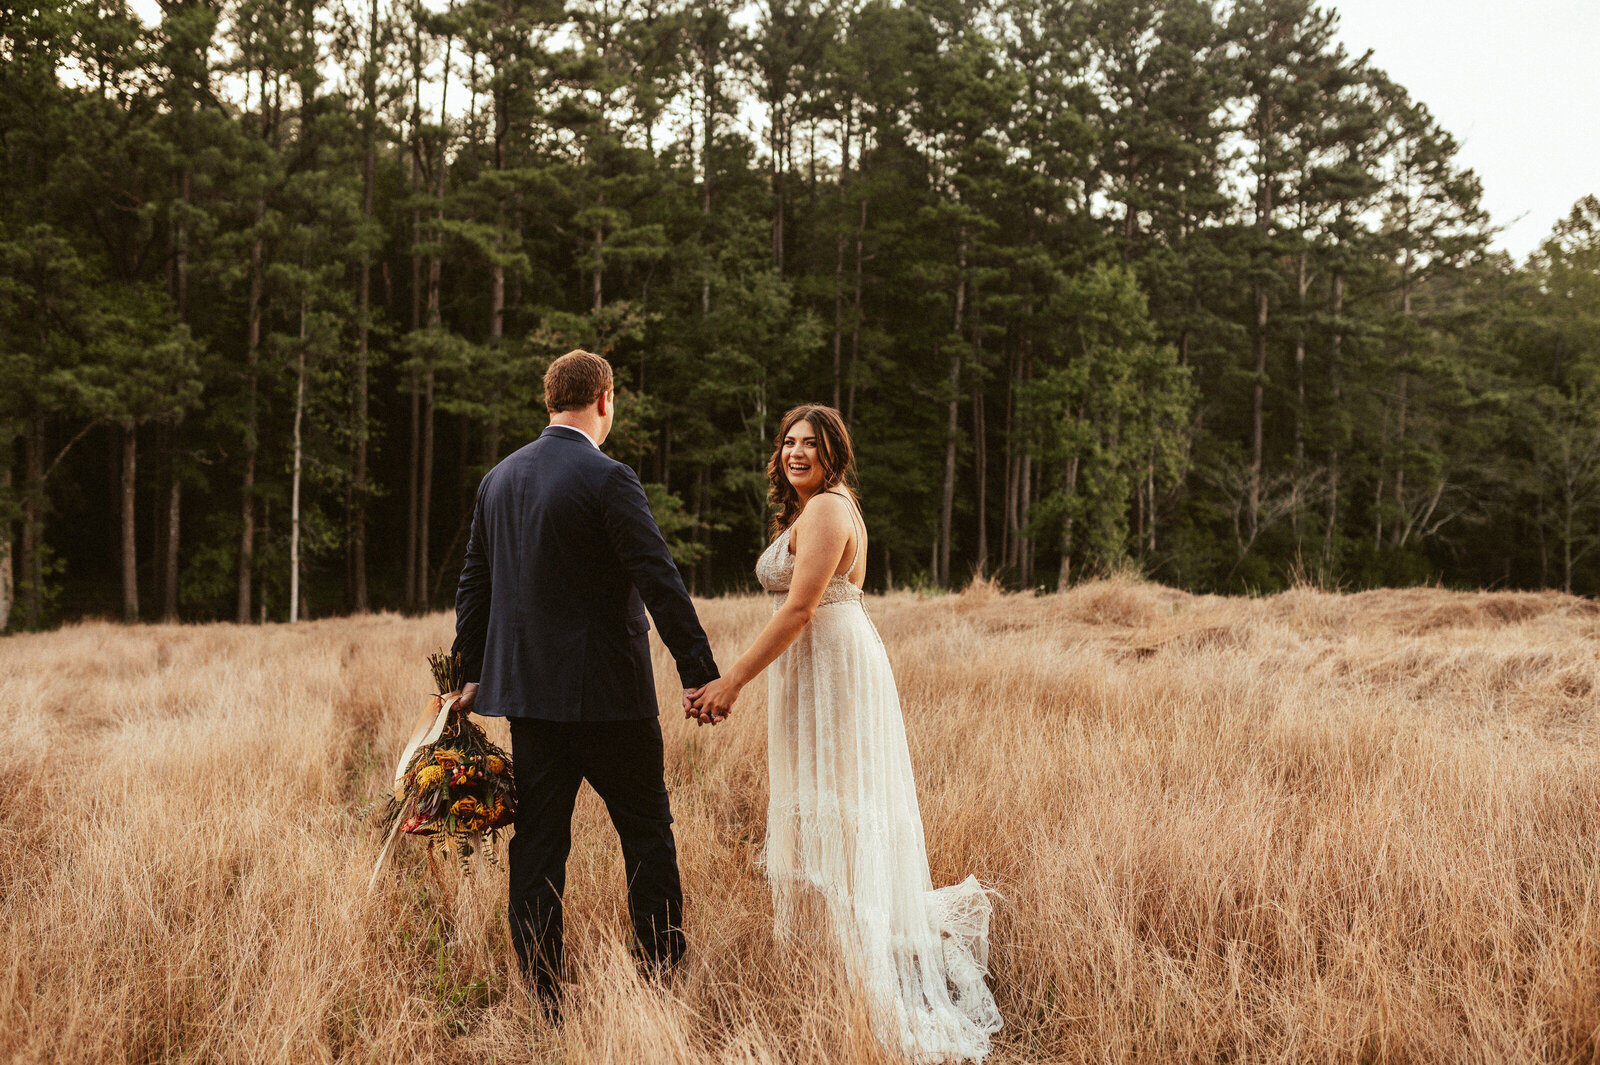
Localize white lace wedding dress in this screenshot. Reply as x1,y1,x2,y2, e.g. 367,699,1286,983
755,494,1002,1062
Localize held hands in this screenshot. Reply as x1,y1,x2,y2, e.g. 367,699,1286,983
684,676,741,726
456,681,479,713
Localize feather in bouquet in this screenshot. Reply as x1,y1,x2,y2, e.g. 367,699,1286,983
368,651,516,891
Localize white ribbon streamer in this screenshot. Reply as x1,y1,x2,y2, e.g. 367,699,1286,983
367,692,460,892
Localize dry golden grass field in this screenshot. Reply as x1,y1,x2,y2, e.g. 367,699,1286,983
4,579,1600,1065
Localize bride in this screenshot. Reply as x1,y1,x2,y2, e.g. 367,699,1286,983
689,404,1001,1062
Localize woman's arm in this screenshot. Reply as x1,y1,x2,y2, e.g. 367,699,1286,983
689,493,854,722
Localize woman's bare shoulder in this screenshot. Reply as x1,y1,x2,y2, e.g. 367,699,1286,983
791,491,854,549
797,490,854,526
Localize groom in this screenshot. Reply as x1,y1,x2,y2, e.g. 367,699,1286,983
451,348,721,1010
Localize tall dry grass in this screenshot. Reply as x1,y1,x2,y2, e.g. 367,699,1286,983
3,579,1598,1064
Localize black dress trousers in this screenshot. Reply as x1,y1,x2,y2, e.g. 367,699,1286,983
506,716,685,999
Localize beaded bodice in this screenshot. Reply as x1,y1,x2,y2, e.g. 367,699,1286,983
755,494,865,608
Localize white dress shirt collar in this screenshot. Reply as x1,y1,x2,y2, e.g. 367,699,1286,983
548,423,601,449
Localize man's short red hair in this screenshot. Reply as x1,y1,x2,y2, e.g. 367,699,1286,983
543,349,613,413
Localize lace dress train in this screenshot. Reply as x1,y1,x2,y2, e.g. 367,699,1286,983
756,507,1001,1062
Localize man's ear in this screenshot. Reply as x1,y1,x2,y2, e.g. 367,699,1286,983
598,388,614,417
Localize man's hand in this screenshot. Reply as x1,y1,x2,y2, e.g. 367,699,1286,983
688,676,740,725
457,681,479,713
683,687,713,726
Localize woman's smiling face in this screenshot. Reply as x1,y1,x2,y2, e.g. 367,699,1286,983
781,418,825,498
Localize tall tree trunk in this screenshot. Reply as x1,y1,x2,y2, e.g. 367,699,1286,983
1391,264,1412,547
831,225,845,409
700,30,714,317
1249,278,1268,548
1135,435,1145,548
938,233,967,588
971,298,987,575
417,64,449,612
1324,269,1344,566
691,467,707,595
351,0,378,614
164,167,190,625
1373,464,1384,549
405,66,424,610
593,211,604,311
831,105,851,409
121,424,138,623
661,418,672,492
403,147,422,604
1002,334,1019,570
1293,248,1309,545
1058,450,1081,590
847,189,867,423
163,452,180,623
973,382,987,576
289,304,307,623
1018,454,1033,586
485,299,503,466
1016,341,1035,586
1563,475,1575,594
771,104,784,274
238,205,263,624
1248,100,1275,552
406,352,420,608
1147,455,1157,555
1294,249,1308,468
0,463,12,632
1391,370,1407,546
22,415,43,627
487,42,505,463
419,366,437,613
1024,456,1038,586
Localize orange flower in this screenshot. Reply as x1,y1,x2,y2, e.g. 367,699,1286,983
433,749,462,769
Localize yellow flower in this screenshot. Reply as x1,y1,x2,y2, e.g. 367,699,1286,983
433,749,462,769
416,765,445,791
485,755,505,776
450,796,480,819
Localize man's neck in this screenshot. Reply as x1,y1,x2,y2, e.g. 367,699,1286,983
549,416,602,447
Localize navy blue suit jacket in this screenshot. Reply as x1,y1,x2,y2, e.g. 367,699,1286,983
452,425,719,721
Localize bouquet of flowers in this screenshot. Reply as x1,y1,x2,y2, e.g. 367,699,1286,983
370,651,516,889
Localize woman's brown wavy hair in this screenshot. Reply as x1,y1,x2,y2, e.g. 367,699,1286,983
766,404,858,539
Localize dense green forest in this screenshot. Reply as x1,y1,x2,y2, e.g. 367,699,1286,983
3,0,1598,629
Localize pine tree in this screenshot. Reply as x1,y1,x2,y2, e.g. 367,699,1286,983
1024,264,1193,581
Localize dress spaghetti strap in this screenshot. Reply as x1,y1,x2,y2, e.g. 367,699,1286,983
829,489,865,582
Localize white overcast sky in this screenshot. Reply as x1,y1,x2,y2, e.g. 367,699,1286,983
1329,0,1600,261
